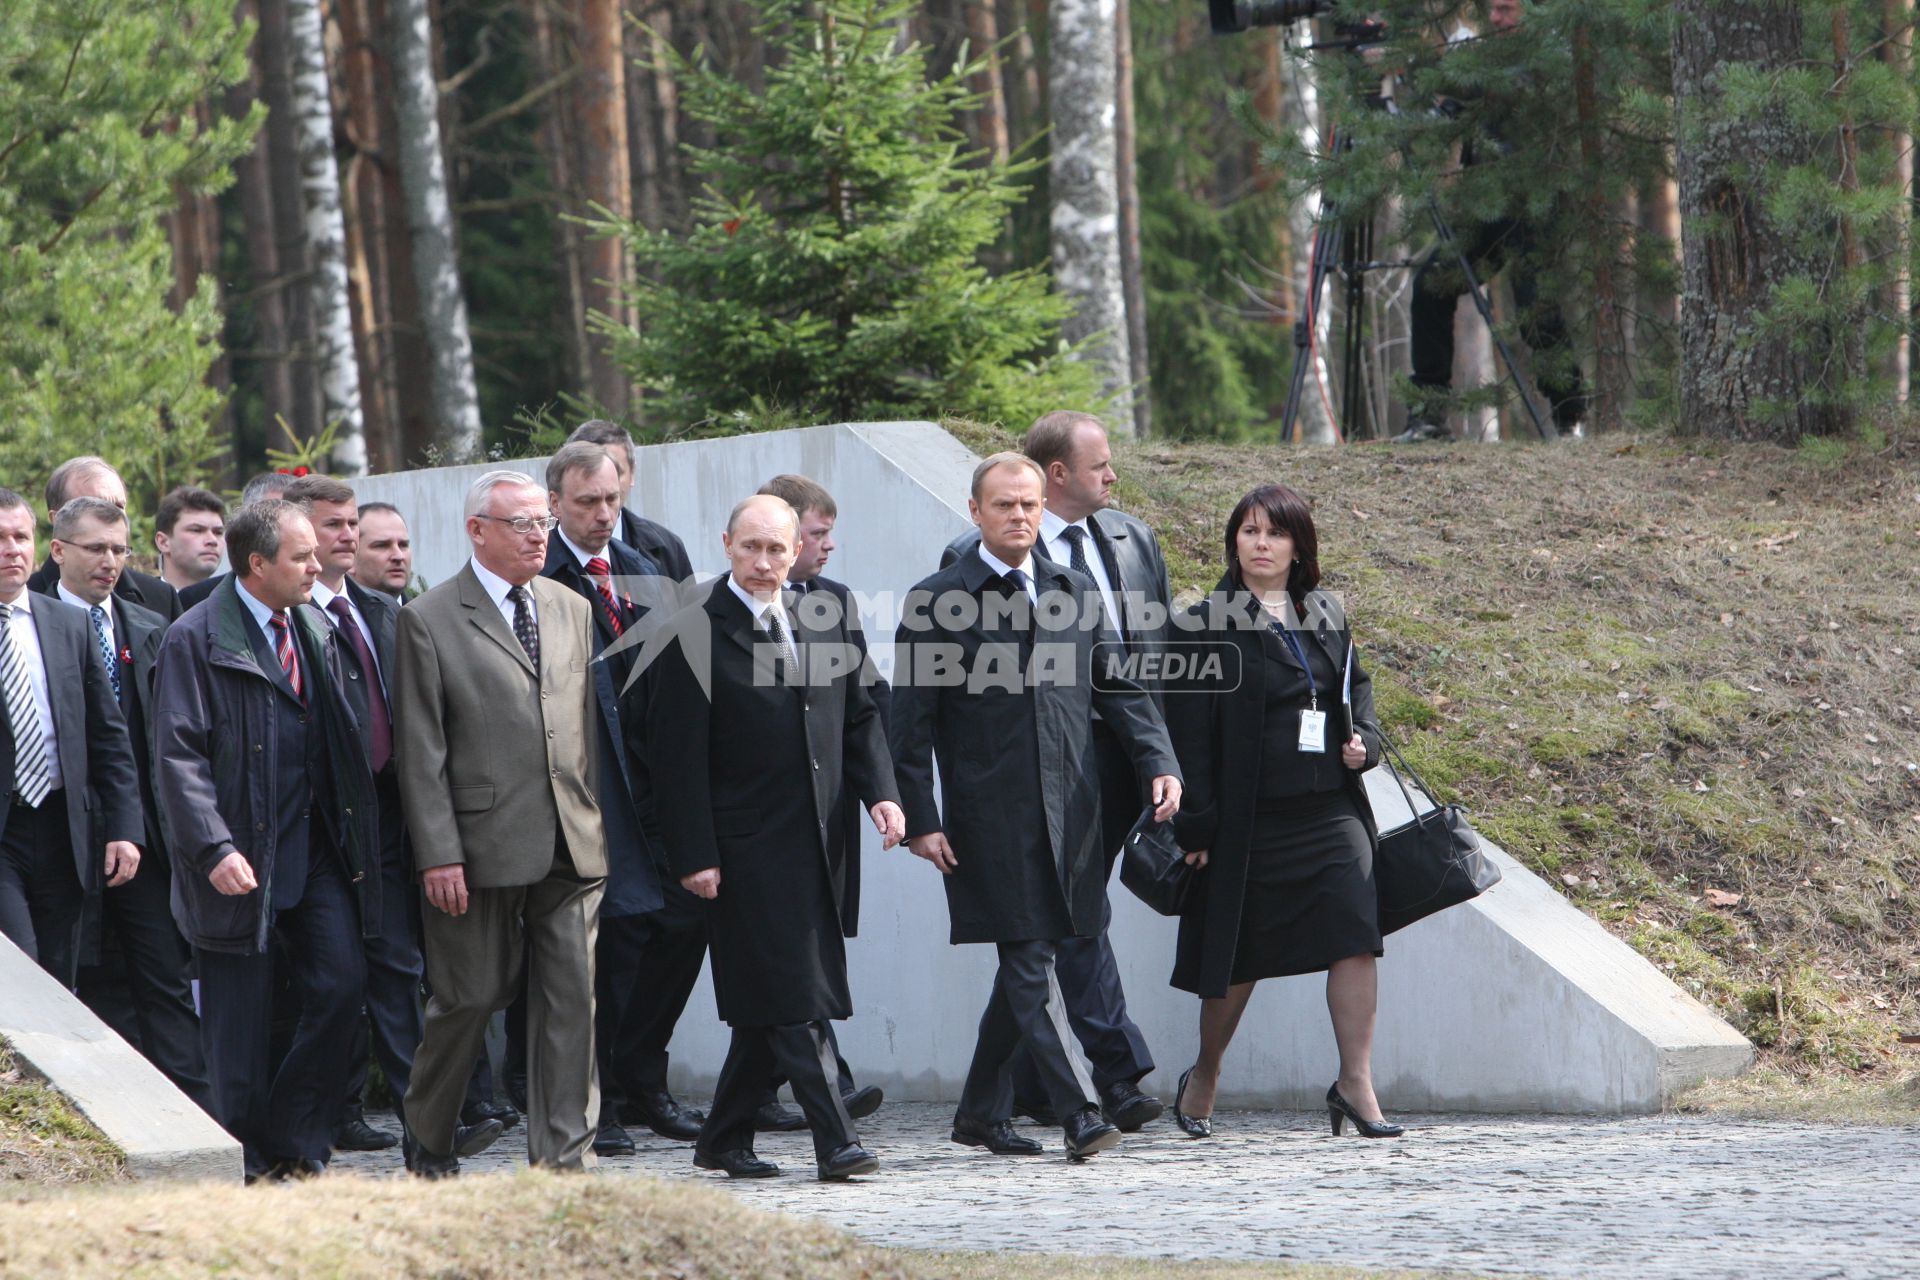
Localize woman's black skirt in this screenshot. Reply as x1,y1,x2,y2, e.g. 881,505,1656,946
1230,787,1382,983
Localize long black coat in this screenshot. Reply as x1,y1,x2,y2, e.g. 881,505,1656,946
649,578,899,1028
891,551,1179,945
1165,582,1383,998
806,575,889,935
618,508,694,581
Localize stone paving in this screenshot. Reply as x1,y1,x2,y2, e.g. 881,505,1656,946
332,1102,1920,1279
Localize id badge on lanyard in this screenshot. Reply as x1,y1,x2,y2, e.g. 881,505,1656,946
1277,626,1327,754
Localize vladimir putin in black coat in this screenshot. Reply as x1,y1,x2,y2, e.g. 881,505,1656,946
650,495,905,1182
892,453,1181,1161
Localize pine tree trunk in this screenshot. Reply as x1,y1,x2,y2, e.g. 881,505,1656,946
1884,0,1912,401
256,0,322,451
532,0,593,401
1673,0,1849,441
1113,0,1150,436
963,0,1011,165
572,0,634,416
165,99,233,460
288,0,368,473
394,0,485,462
336,0,400,472
1572,22,1625,431
1049,0,1134,426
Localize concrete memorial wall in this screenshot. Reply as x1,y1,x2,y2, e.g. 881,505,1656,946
355,421,1752,1113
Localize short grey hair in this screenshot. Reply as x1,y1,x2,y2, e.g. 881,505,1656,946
464,470,542,520
240,471,292,506
545,442,616,495
970,451,1046,502
45,456,119,513
568,419,636,466
227,498,304,578
726,493,799,539
52,496,128,541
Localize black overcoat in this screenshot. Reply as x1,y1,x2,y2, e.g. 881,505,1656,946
807,575,889,935
890,550,1179,945
649,578,899,1028
1165,581,1384,998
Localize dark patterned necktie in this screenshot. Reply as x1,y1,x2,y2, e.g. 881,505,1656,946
326,597,391,772
0,602,51,806
1059,525,1094,579
268,612,304,703
583,556,626,636
509,585,540,670
89,604,121,700
764,608,798,673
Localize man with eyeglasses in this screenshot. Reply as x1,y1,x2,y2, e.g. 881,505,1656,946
42,496,210,1108
395,471,607,1176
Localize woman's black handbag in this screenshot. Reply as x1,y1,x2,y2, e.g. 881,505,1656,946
1119,806,1193,916
1365,737,1502,935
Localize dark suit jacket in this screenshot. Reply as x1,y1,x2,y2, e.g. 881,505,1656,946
649,578,899,1026
29,558,181,622
617,508,693,581
801,576,888,934
177,571,222,610
541,534,664,918
1164,582,1383,998
0,593,146,928
323,578,398,756
890,551,1179,944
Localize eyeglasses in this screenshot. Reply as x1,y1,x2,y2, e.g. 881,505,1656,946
55,539,131,560
476,514,560,536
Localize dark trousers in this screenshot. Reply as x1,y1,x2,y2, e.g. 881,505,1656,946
0,790,81,988
957,939,1098,1127
595,880,708,1116
1409,215,1588,431
79,848,212,1111
340,772,422,1124
699,1021,855,1163
1012,726,1154,1103
769,1022,855,1101
197,856,365,1175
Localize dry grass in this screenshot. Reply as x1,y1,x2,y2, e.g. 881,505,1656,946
1675,1066,1920,1124
0,1046,126,1188
949,418,1920,1083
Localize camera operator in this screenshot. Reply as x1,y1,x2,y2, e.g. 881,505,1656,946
1404,0,1587,437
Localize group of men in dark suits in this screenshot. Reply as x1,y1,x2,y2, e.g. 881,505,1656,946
0,405,1190,1184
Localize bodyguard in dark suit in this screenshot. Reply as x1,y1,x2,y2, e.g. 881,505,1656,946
893,454,1181,1161
567,419,697,580
42,497,210,1106
0,490,145,990
940,411,1174,1130
652,495,905,1181
537,443,666,1157
283,475,423,1156
26,457,181,621
151,500,378,1179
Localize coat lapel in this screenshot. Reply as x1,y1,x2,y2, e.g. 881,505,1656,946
28,604,81,780
457,563,536,677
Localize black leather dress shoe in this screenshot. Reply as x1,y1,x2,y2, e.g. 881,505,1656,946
505,1077,529,1115
950,1116,1043,1155
753,1101,808,1132
623,1090,706,1142
409,1145,460,1179
817,1142,880,1181
840,1085,883,1120
1012,1098,1058,1126
1062,1105,1121,1158
693,1147,780,1178
334,1117,398,1151
1099,1080,1164,1133
592,1121,637,1156
267,1157,328,1180
461,1098,520,1132
454,1118,505,1158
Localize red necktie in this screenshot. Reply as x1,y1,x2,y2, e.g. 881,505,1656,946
327,597,392,773
269,612,304,703
584,556,626,636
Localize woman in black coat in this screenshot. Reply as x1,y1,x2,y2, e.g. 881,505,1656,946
1164,483,1402,1140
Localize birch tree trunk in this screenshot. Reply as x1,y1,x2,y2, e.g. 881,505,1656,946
1883,0,1913,401
287,0,367,473
1049,0,1134,427
1284,25,1335,444
394,0,484,462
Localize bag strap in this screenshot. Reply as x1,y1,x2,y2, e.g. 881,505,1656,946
1374,728,1449,832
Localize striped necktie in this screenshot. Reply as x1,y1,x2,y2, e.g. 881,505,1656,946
89,604,121,700
584,556,626,636
268,612,304,702
0,603,52,806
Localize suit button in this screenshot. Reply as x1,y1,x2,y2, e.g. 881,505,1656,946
253,744,263,754
541,691,550,700
255,822,266,832
348,670,359,681
811,759,820,771
547,730,555,739
551,768,561,779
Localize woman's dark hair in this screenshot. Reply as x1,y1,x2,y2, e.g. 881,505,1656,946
1224,483,1320,601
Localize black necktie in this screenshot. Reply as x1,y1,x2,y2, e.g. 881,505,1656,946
1059,525,1094,580
508,585,540,670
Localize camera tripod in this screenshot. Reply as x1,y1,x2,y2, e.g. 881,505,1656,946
1278,99,1555,443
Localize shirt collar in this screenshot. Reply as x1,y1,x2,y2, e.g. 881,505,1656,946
726,574,783,624
1,589,33,618
556,527,610,569
1039,508,1091,547
977,541,1036,582
232,578,281,632
56,583,109,617
468,557,524,608
309,578,342,612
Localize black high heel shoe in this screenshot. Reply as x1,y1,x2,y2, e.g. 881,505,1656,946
1327,1083,1403,1138
1172,1067,1213,1139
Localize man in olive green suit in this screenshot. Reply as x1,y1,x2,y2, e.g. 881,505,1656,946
396,471,609,1175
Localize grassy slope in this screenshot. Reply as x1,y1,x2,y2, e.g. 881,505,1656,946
950,420,1919,1076
0,1046,126,1186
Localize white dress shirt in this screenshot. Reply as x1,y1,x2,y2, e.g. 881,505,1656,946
0,591,63,791
976,543,1039,604
556,527,611,570
469,557,535,634
726,575,797,657
55,583,116,657
309,579,382,683
1040,509,1120,633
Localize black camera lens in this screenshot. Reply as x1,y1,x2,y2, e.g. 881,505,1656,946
1209,0,1335,34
